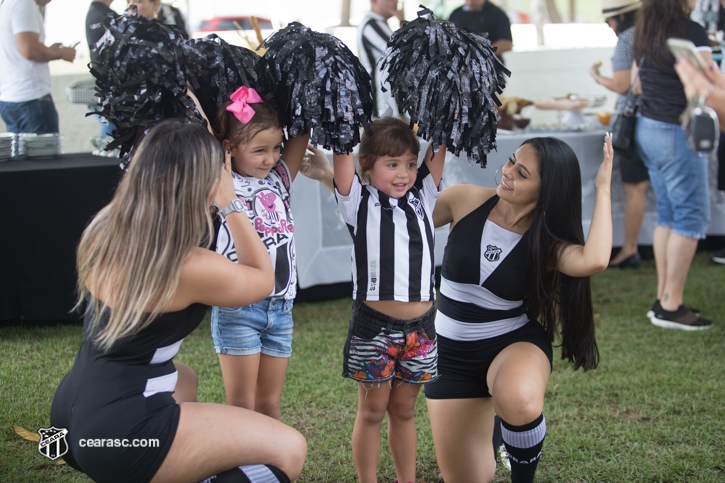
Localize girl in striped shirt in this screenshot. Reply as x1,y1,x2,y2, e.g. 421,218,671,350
332,117,446,483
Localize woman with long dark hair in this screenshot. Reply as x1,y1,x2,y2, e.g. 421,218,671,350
425,135,614,483
633,0,713,329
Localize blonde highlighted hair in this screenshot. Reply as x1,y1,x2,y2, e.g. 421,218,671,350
76,120,223,351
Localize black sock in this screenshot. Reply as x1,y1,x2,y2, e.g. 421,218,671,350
199,464,291,483
501,414,546,483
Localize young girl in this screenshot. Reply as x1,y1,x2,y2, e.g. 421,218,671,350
332,117,446,483
210,85,326,419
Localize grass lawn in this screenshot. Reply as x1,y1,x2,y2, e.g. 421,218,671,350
1,252,724,482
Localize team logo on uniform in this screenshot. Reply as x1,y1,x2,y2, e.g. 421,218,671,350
484,244,502,262
38,426,69,460
408,197,425,219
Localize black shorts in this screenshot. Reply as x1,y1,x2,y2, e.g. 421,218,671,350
51,378,179,483
617,149,649,184
424,321,553,400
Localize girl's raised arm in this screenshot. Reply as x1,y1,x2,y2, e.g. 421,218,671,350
282,132,311,181
333,152,356,197
423,143,447,188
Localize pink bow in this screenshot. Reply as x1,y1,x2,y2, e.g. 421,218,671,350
226,86,263,124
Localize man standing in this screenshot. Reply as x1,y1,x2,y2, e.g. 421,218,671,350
0,0,76,134
358,0,405,118
448,0,513,60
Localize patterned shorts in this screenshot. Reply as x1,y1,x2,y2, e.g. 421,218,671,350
342,300,438,384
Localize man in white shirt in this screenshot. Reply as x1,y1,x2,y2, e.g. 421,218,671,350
358,0,404,118
0,0,76,133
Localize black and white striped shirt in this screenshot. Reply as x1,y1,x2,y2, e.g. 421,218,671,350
358,11,399,117
335,163,441,302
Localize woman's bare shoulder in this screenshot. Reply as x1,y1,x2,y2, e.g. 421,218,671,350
442,184,496,218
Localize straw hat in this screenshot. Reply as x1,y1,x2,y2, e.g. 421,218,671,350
602,0,641,18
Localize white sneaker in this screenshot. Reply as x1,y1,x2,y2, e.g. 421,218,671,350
498,444,511,471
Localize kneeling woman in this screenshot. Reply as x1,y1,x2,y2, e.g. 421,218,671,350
51,120,306,483
425,135,613,483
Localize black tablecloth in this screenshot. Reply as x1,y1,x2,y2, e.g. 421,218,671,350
0,153,123,321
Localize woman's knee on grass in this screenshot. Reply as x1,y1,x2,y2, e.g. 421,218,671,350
279,428,307,480
492,387,544,426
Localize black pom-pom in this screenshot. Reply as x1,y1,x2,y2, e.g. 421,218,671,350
182,35,260,122
380,6,510,167
91,13,202,159
257,22,373,154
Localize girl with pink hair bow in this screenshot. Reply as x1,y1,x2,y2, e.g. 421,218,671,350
208,85,333,421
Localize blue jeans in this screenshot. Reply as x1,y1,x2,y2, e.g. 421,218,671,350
635,115,710,239
0,94,59,134
211,297,294,357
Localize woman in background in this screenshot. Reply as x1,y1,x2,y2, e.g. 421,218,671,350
591,0,649,269
633,0,713,329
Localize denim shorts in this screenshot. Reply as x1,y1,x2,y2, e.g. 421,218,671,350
635,115,710,239
342,300,438,385
0,94,59,134
211,297,294,357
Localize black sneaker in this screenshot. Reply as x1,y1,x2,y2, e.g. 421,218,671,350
651,305,712,331
647,300,700,319
646,300,659,320
712,248,725,265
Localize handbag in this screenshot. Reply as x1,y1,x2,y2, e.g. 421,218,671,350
611,58,644,156
611,94,638,155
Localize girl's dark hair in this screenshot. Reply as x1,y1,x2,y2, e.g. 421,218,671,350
211,99,283,147
611,9,637,34
523,137,599,371
358,117,420,173
633,0,691,65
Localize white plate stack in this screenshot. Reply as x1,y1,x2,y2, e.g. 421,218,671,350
20,133,61,159
0,133,13,161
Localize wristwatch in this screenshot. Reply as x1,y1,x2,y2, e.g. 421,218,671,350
220,199,245,218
